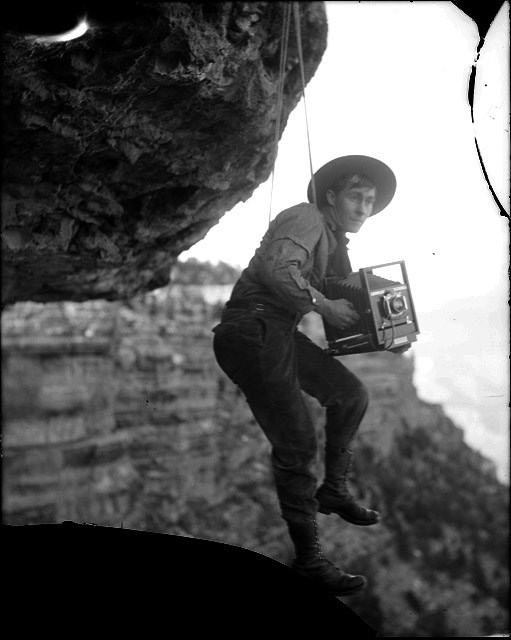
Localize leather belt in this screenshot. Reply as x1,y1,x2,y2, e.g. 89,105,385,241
225,298,296,322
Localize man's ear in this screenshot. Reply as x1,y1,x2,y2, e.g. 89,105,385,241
325,189,336,206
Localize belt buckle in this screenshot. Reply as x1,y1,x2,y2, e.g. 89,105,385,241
254,303,265,312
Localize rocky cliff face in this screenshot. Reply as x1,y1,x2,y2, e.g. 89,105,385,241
1,2,327,304
1,286,414,529
2,281,508,636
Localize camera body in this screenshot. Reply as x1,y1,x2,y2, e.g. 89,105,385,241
322,260,420,356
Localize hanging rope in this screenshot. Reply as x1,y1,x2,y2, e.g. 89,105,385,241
268,2,292,225
268,2,317,224
292,1,316,207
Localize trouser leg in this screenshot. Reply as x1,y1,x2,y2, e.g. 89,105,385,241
213,314,370,589
294,330,379,525
294,328,369,452
213,313,318,524
324,388,369,449
242,392,318,523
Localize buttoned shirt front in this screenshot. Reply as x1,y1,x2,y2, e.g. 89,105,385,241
227,202,352,319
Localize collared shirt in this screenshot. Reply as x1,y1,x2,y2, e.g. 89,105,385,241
227,202,352,319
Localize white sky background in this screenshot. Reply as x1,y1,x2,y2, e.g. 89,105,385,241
182,1,509,311
181,1,510,479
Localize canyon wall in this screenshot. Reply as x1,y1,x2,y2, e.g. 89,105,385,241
2,284,508,636
2,286,416,530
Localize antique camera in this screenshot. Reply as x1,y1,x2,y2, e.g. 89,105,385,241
322,260,420,356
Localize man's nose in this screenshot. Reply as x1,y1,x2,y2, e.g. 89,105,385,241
356,202,371,217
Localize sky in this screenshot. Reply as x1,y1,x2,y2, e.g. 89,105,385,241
181,2,510,479
182,1,509,302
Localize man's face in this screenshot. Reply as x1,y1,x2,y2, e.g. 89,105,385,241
326,185,376,233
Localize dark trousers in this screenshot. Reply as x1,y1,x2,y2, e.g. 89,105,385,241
213,308,369,524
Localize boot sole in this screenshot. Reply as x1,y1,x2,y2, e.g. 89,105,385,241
318,505,380,526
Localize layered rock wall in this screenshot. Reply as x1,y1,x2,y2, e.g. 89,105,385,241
2,287,418,530
2,290,219,528
3,284,508,636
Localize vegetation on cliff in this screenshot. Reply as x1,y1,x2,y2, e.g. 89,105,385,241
172,258,242,285
346,419,509,636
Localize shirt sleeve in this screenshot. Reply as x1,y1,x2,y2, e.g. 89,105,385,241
257,205,328,314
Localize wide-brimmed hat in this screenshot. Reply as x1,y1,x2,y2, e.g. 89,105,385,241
307,155,396,215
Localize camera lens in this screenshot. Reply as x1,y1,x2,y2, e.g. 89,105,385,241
389,295,407,316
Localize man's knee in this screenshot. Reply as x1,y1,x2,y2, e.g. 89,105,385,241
329,378,369,410
271,444,318,476
354,380,370,409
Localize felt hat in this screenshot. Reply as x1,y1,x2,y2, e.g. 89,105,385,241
307,155,396,214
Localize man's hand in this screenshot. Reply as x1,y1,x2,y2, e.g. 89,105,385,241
319,298,360,330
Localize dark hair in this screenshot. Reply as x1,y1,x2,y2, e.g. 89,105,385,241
328,173,376,195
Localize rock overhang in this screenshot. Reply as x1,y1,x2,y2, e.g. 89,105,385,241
1,2,327,304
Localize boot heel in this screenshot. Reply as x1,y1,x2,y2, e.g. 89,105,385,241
318,505,331,515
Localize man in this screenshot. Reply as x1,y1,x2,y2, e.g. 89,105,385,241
212,155,400,596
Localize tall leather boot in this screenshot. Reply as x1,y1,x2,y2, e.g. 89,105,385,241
287,519,367,596
315,447,380,526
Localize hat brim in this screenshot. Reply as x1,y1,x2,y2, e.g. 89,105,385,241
307,155,396,215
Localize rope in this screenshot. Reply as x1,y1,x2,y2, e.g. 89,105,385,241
268,2,292,225
293,1,316,207
268,2,317,223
